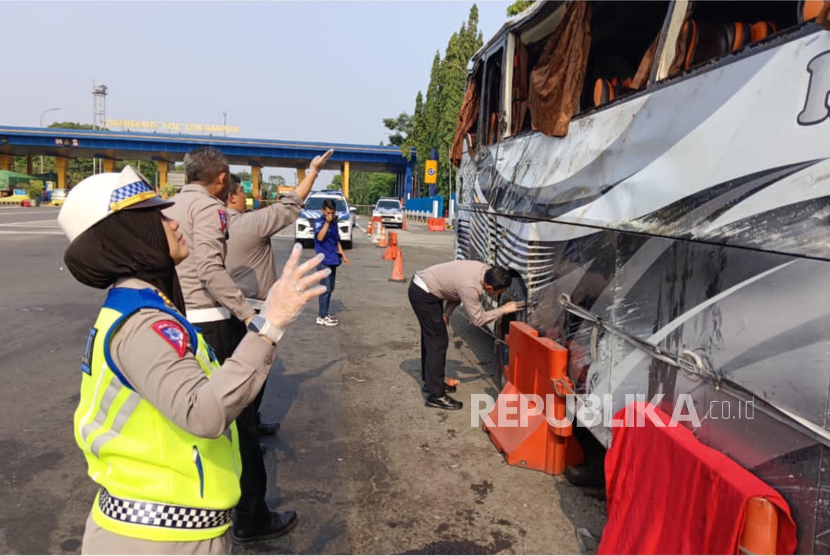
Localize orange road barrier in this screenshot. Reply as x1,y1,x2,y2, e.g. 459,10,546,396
427,217,446,232
378,224,388,248
389,246,406,283
382,232,398,260
739,497,779,555
483,321,583,475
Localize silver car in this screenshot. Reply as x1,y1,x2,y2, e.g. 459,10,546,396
372,198,403,228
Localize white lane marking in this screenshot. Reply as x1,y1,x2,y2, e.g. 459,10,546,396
0,230,64,235
0,219,58,227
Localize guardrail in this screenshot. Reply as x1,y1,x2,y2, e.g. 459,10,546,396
403,195,457,230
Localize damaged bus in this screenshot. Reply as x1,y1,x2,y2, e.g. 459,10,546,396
452,0,830,551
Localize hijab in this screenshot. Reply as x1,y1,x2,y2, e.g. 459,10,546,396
64,208,186,313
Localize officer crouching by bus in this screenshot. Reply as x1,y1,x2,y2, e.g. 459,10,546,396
58,166,329,554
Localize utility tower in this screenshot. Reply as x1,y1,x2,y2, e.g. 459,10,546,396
92,83,108,173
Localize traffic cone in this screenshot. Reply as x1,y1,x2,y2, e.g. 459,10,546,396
402,217,407,231
389,246,406,283
378,225,388,248
367,221,373,236
382,232,397,260
371,223,382,244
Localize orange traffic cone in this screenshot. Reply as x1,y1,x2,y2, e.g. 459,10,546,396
382,232,397,260
367,221,374,236
378,225,388,248
402,217,407,231
389,246,406,283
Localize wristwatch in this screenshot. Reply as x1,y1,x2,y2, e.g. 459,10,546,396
247,315,284,344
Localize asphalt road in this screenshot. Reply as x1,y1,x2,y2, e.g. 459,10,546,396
0,207,605,554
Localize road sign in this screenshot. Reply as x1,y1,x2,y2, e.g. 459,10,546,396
425,160,438,184
242,180,252,194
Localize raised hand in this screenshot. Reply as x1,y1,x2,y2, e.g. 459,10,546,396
310,149,334,174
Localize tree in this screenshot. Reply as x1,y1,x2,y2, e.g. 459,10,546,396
390,5,483,198
235,170,252,182
382,113,413,147
327,176,342,192
263,174,286,199
328,172,396,206
506,0,535,16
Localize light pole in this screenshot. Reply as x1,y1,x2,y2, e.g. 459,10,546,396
223,112,227,137
39,107,61,173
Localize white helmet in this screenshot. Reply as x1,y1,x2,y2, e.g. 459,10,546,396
58,165,173,243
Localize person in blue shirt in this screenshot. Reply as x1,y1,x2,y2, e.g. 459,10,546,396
313,199,350,326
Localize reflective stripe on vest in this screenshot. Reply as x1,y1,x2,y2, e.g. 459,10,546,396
74,287,241,542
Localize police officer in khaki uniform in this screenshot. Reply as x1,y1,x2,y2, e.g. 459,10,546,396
225,149,332,303
163,147,300,544
221,150,332,542
58,166,329,554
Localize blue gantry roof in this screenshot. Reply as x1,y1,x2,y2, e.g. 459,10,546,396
0,126,415,173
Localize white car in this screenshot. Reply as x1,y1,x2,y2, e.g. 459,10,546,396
373,198,403,227
294,192,353,249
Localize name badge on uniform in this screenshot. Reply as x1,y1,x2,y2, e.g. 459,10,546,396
152,321,187,358
80,327,97,375
218,209,229,240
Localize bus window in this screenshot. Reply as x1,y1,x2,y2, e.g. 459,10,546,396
511,37,530,135
580,1,670,110
450,66,483,166
666,2,800,78
482,48,505,146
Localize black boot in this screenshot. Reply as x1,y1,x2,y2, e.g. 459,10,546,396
426,394,463,410
231,510,299,545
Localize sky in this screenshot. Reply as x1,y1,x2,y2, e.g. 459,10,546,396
0,1,511,184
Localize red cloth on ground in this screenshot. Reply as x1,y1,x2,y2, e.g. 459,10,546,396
597,402,797,555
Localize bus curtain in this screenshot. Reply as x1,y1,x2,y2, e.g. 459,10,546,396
511,40,530,136
631,34,659,90
528,1,592,138
451,75,481,166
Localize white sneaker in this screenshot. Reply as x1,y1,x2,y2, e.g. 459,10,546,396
326,315,339,323
316,317,327,326
323,316,339,326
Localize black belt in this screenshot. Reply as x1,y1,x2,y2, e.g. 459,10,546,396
98,488,232,530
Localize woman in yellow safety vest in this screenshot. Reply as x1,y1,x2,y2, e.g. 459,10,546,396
58,166,328,554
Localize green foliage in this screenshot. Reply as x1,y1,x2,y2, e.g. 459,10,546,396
266,174,286,186
394,5,483,198
262,174,286,199
382,113,413,147
160,183,177,198
235,170,252,182
329,172,396,206
27,180,44,199
506,0,535,16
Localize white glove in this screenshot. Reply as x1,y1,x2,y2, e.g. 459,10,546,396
262,243,328,330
